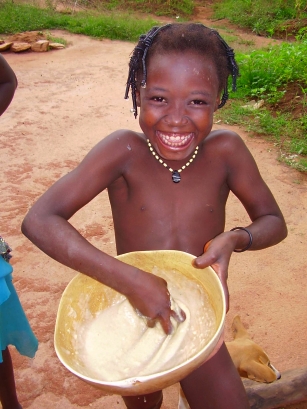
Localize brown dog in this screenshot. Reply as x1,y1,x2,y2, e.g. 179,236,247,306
225,315,281,383
178,315,280,408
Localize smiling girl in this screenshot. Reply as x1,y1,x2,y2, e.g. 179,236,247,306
22,23,287,409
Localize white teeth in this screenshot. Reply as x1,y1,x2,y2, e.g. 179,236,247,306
158,132,192,146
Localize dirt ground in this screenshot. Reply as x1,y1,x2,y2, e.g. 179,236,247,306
1,17,307,409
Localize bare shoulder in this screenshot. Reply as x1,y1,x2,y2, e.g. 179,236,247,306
203,128,263,185
203,129,256,165
25,129,147,218
93,129,145,154
203,129,246,152
81,129,146,171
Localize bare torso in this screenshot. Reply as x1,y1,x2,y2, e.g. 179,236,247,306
107,130,230,256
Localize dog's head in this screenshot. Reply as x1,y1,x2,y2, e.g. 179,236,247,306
227,315,281,383
236,343,281,383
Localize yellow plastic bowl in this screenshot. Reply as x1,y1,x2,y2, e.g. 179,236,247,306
54,250,225,396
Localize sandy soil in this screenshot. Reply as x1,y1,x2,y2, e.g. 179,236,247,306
1,25,307,409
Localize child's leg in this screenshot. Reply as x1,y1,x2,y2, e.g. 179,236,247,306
180,342,250,409
122,390,163,409
0,347,22,409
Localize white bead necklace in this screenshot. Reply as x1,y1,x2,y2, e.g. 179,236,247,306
147,139,199,183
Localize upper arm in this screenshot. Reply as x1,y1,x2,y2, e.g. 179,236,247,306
222,132,284,221
27,130,136,220
0,54,18,116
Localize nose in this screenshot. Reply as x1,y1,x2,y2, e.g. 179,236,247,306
269,362,281,380
163,102,188,126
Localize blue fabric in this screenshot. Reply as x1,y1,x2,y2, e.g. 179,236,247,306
0,256,12,305
0,257,38,362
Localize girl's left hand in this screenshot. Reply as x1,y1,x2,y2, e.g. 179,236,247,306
192,232,236,312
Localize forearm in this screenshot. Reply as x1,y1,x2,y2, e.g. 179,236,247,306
0,82,16,116
229,213,287,252
21,213,139,296
0,54,18,116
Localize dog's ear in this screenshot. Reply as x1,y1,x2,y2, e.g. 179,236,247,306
232,315,241,335
232,315,250,340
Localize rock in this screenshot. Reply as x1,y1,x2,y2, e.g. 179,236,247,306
8,31,46,43
0,42,13,51
31,39,49,52
49,42,65,49
242,99,265,110
11,42,31,52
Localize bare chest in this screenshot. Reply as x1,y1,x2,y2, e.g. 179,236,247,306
108,156,229,255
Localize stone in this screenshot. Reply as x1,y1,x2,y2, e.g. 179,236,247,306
0,42,13,51
11,42,31,52
31,40,49,52
49,42,65,49
8,31,46,43
241,99,265,110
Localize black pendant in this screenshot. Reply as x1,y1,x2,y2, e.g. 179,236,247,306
172,170,181,183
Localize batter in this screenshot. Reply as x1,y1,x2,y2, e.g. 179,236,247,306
75,268,216,382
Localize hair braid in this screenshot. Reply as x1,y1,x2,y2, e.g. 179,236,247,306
212,30,239,108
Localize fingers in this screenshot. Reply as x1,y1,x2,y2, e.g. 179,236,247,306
159,316,173,335
145,314,173,335
192,241,214,269
145,303,186,335
146,317,157,328
171,307,186,323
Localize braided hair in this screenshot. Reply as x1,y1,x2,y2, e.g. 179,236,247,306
125,23,239,118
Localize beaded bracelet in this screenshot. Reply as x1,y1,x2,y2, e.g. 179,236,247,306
230,227,253,253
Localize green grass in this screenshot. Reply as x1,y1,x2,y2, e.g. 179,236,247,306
0,1,159,41
96,0,194,16
235,41,307,102
215,95,307,172
45,33,67,45
210,0,307,171
213,36,307,172
212,0,307,38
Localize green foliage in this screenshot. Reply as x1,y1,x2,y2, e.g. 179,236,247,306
215,103,307,171
52,0,194,17
113,0,194,16
0,1,158,40
212,0,307,171
215,38,307,171
0,2,68,33
215,35,307,171
236,40,307,102
213,0,307,37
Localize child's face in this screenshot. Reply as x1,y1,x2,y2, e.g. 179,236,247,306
137,51,220,161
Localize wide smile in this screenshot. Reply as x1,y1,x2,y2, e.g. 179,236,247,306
157,131,194,148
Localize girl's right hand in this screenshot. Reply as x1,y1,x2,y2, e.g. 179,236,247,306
126,269,185,335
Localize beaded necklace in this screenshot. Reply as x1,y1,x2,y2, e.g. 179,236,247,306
147,139,199,183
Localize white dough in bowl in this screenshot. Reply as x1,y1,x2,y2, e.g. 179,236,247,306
75,267,216,381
